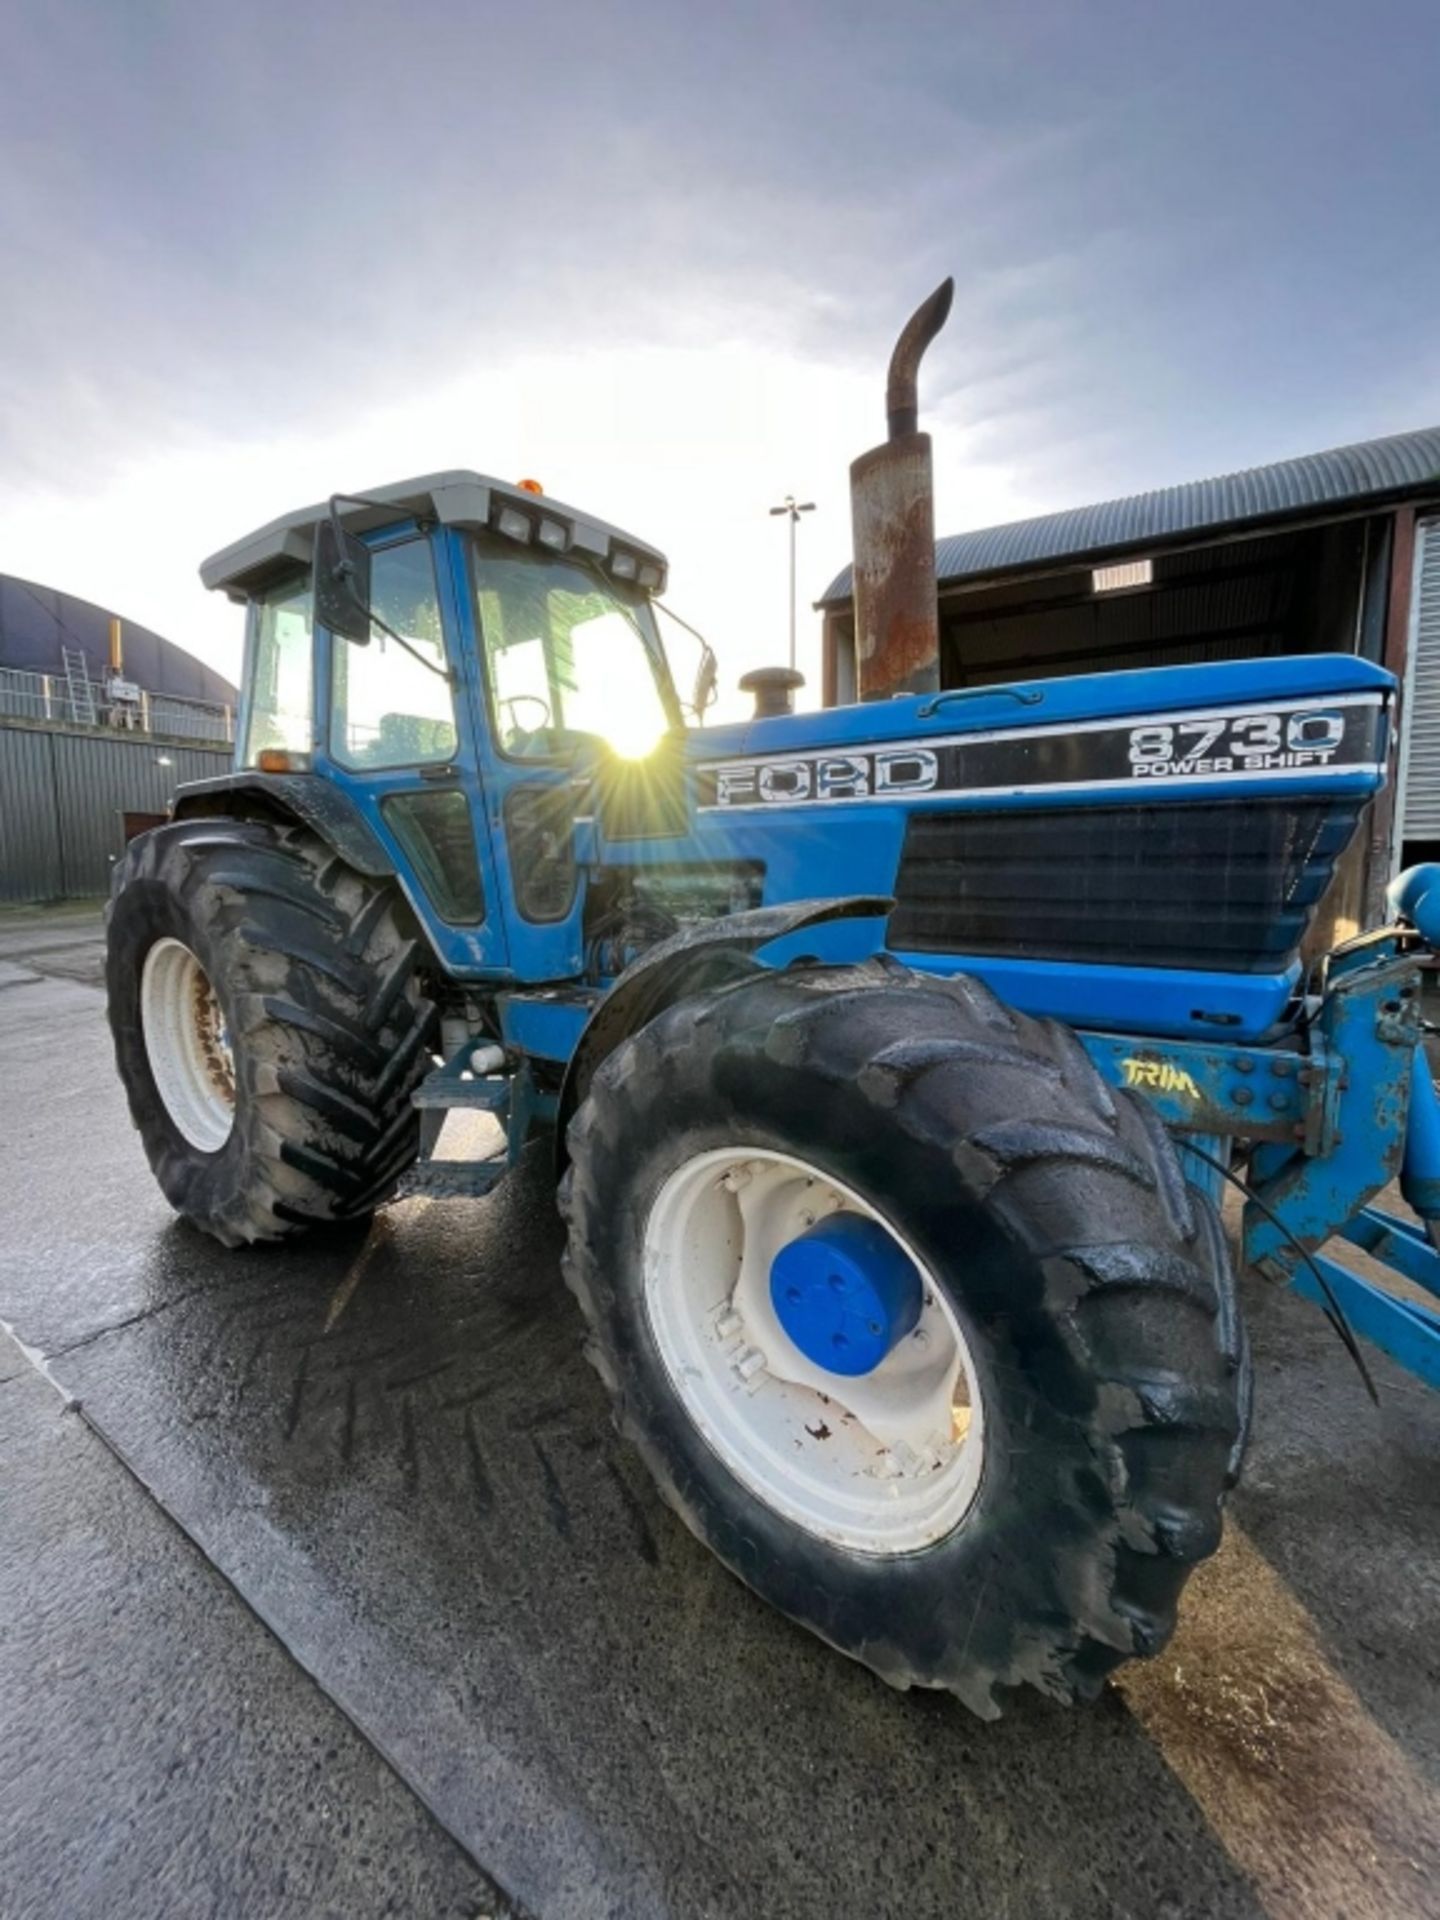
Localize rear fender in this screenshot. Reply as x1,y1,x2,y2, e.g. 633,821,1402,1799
171,773,395,879
555,895,892,1170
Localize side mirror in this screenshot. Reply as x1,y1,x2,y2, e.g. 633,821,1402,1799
313,517,373,643
692,645,719,718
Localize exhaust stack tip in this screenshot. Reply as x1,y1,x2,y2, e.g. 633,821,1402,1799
885,276,954,441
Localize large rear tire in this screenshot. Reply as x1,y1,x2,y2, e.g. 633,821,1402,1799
560,957,1249,1717
106,818,437,1246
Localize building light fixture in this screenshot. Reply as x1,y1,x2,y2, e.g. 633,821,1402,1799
1093,558,1153,593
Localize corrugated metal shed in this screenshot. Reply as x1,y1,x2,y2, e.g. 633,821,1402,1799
819,424,1440,606
0,726,229,901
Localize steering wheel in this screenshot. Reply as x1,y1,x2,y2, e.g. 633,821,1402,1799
499,693,553,738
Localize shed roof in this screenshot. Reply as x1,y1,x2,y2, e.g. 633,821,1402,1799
818,424,1440,607
0,571,237,705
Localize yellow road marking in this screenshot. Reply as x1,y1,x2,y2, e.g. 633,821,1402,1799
323,1219,393,1333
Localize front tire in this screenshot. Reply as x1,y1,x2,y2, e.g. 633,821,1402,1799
106,818,437,1246
561,958,1249,1718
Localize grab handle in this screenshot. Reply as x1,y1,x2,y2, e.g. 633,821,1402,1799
915,685,1044,719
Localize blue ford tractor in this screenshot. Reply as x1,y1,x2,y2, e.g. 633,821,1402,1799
107,286,1440,1719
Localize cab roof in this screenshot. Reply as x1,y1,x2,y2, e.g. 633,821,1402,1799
199,470,669,601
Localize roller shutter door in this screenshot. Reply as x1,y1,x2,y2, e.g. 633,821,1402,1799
1402,517,1440,838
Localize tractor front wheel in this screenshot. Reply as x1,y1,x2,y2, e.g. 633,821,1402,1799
106,818,436,1246
560,957,1249,1717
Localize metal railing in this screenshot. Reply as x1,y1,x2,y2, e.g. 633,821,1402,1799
0,666,233,744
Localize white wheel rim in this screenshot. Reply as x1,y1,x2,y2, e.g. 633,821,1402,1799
642,1147,986,1555
139,937,236,1153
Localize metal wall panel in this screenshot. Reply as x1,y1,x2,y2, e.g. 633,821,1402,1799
0,729,63,903
0,723,229,901
1401,519,1440,840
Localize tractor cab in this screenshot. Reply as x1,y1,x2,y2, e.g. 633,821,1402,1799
196,473,693,980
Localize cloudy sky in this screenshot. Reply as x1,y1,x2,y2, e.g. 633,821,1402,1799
2,0,1438,712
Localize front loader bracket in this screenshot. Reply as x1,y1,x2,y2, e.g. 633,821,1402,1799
1244,943,1420,1273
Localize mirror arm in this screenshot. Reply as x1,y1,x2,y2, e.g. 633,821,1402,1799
654,598,718,718
366,610,453,684
653,597,707,649
320,494,451,682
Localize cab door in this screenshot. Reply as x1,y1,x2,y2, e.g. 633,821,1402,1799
449,537,587,983
316,524,508,976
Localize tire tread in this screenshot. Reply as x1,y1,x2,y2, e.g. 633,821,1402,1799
106,818,435,1245
561,957,1249,1715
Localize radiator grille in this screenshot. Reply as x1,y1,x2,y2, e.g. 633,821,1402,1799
888,800,1363,971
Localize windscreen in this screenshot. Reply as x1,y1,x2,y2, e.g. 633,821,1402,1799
474,543,676,760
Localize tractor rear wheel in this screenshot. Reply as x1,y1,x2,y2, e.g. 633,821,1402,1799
560,956,1249,1717
106,818,437,1246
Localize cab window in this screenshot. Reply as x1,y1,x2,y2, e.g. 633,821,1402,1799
243,576,312,764
476,545,673,762
330,538,458,769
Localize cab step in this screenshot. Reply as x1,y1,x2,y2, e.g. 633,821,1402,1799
393,1156,508,1201
411,1041,511,1114
411,1070,510,1111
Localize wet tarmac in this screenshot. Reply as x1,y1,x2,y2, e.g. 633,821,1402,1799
2,910,1438,1919
0,1324,508,1920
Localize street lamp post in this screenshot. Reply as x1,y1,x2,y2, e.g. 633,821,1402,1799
768,494,816,672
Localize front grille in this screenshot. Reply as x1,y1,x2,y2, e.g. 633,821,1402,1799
887,799,1363,972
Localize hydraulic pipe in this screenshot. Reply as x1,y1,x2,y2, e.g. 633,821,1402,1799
1401,1044,1440,1235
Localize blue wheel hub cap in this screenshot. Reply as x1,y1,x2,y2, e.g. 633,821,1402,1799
769,1214,925,1376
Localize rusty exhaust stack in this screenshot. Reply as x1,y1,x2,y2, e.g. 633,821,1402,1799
849,277,954,700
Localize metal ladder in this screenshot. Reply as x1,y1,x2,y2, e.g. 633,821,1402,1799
61,647,97,726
